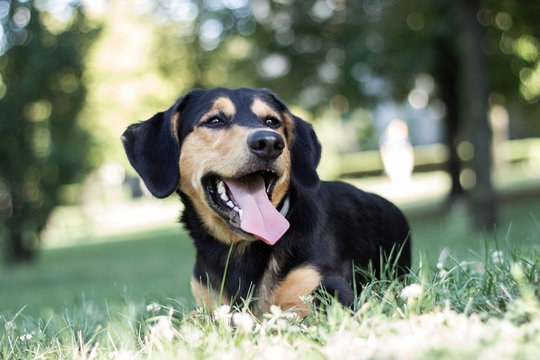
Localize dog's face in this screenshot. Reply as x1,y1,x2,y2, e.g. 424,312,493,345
122,88,321,245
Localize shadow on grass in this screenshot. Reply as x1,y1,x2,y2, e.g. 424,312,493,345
0,224,195,317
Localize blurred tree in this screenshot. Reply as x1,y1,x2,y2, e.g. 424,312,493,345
78,0,538,231
460,0,496,229
0,2,97,261
154,0,539,231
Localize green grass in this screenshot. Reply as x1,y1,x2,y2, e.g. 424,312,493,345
1,196,539,358
408,196,540,265
1,240,539,359
0,224,195,317
1,196,539,317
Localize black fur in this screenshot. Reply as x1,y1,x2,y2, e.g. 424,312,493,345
122,87,411,309
121,97,185,198
290,115,321,190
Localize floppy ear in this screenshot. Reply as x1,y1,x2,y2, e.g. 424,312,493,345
290,115,321,191
121,97,185,198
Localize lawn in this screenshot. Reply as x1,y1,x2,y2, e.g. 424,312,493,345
1,225,539,359
408,195,540,264
0,194,539,359
0,224,195,317
1,195,539,317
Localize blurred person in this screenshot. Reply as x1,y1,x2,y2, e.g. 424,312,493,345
380,119,414,185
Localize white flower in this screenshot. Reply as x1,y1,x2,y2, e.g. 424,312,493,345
276,319,287,329
213,305,232,325
438,269,448,279
19,333,32,341
400,283,423,303
151,317,175,340
264,345,290,360
492,250,504,265
270,305,282,316
437,247,450,268
146,303,161,312
286,312,302,322
232,312,255,333
108,350,137,360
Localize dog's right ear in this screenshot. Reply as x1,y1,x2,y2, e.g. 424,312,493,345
290,115,322,191
121,97,186,198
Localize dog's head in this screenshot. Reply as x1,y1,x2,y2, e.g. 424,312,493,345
122,88,321,245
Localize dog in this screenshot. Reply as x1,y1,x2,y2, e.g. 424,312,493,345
122,87,411,316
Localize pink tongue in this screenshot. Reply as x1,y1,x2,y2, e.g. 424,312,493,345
224,176,290,245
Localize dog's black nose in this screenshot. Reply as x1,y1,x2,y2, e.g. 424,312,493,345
248,131,285,161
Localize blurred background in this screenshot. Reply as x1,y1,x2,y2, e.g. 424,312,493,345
1,0,539,315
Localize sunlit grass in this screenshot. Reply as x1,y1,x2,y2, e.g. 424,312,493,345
1,243,539,359
1,192,539,317
1,186,539,358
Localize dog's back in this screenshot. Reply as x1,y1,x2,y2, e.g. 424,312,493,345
318,181,411,278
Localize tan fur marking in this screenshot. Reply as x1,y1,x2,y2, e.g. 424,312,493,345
179,125,250,244
170,111,182,190
272,265,322,317
199,96,236,122
171,111,180,145
191,276,229,312
251,98,280,120
271,164,290,209
179,124,291,244
282,111,295,146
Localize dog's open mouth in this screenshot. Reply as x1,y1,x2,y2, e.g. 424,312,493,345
202,170,290,245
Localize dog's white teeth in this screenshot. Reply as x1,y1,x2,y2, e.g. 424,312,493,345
220,192,229,202
226,200,234,208
233,206,240,212
217,180,226,195
238,209,243,219
217,181,230,202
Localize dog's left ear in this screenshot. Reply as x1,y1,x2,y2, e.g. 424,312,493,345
290,115,322,191
121,97,185,198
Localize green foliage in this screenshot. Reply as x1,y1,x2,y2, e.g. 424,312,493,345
148,0,540,231
150,0,540,116
0,3,98,260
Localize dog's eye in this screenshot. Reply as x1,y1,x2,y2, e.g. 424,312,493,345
203,116,224,127
265,116,281,128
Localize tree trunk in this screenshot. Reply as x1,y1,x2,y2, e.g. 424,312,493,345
2,192,38,263
459,0,497,230
5,233,36,263
436,42,464,206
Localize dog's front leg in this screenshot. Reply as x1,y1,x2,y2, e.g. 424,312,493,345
319,274,355,307
271,265,322,317
271,265,355,317
191,276,230,312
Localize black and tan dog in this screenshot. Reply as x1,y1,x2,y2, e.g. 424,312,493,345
122,87,410,315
